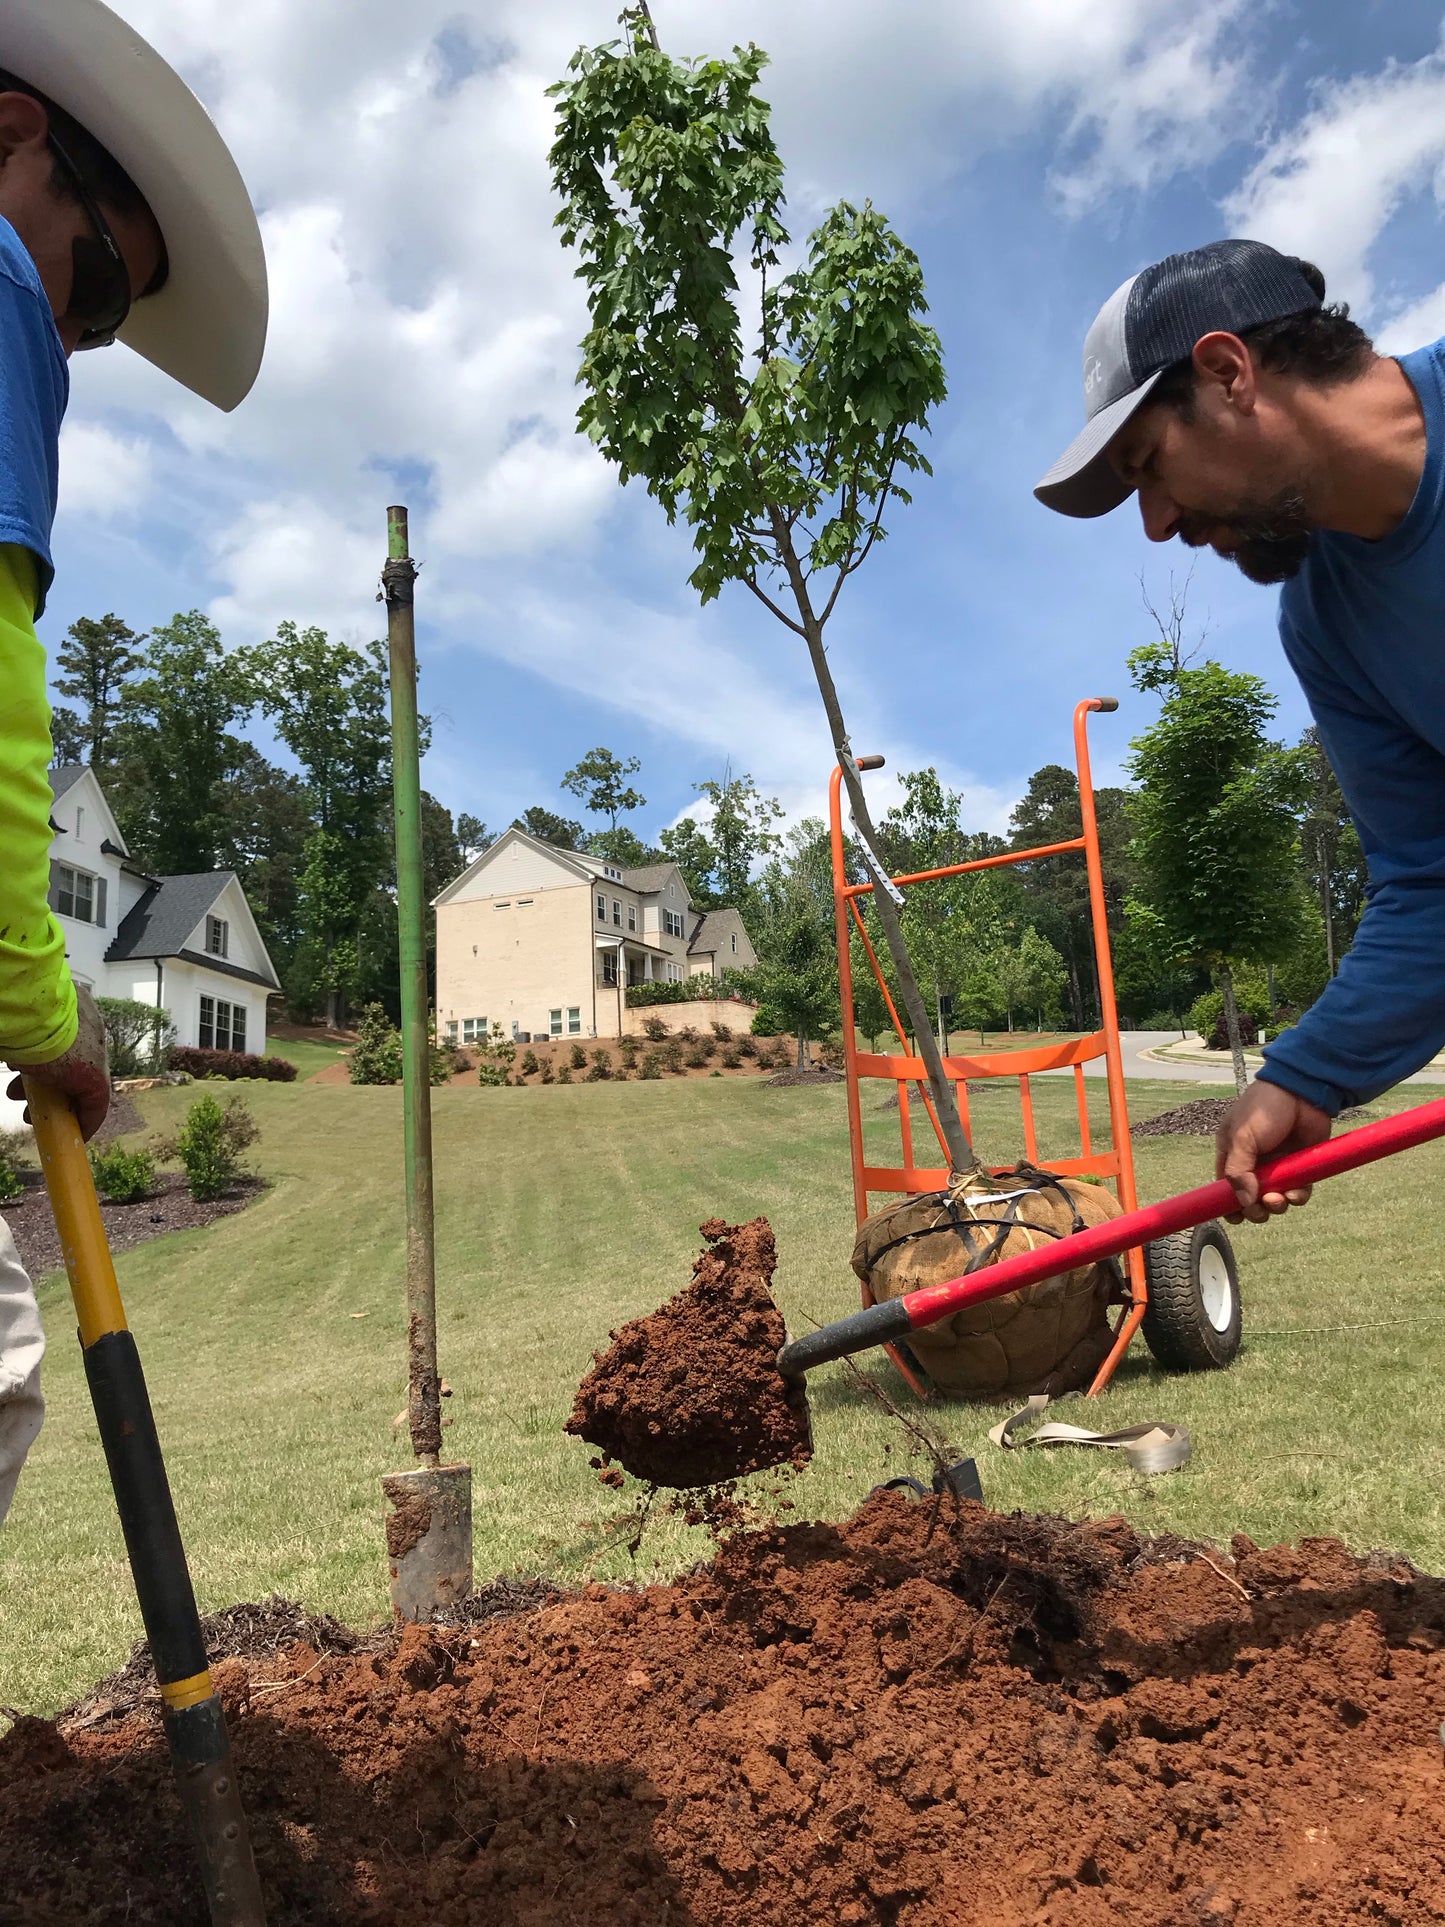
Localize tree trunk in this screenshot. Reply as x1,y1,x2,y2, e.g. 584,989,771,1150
767,508,976,1173
1218,962,1249,1096
1320,833,1336,977
1066,953,1084,1029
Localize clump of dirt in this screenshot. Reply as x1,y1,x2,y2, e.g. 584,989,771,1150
566,1217,812,1487
5,1496,1445,1924
1133,1097,1374,1138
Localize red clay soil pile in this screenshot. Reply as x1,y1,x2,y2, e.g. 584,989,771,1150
4,1495,1445,1924
566,1216,812,1487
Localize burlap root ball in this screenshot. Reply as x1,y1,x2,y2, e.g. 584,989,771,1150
851,1167,1125,1400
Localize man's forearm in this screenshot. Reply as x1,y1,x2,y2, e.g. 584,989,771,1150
0,540,76,1065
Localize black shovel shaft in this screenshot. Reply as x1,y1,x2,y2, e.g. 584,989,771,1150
778,1298,912,1376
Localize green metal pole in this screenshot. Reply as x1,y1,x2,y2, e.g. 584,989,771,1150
382,505,440,1468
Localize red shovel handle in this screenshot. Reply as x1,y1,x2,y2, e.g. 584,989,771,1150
777,1095,1445,1375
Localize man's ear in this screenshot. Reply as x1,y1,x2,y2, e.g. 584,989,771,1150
0,92,49,163
1191,331,1257,415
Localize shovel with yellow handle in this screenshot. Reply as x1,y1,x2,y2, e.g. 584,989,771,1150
26,1081,266,1926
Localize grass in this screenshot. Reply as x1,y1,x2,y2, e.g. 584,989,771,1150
268,1034,349,1080
2,1069,1443,1714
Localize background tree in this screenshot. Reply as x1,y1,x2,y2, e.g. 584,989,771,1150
561,745,645,832
657,816,718,903
1127,646,1310,1092
1008,764,1134,1027
588,826,653,867
512,805,587,851
455,813,495,864
551,13,976,1170
1298,724,1366,978
53,613,144,769
241,622,393,1026
109,611,248,873
695,771,783,913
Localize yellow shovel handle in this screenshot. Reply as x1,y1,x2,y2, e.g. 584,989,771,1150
24,1080,127,1345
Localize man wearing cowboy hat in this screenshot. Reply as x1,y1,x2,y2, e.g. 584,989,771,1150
0,0,267,1522
1036,239,1440,1228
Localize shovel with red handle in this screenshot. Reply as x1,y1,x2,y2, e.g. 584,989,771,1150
778,1095,1445,1377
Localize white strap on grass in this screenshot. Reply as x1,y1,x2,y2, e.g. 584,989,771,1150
989,1393,1191,1475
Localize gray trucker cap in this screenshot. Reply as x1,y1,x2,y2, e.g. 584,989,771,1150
1034,239,1325,518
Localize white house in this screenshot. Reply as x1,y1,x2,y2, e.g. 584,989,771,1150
433,829,758,1041
46,765,280,1056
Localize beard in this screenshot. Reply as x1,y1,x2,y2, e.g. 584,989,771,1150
1177,490,1313,585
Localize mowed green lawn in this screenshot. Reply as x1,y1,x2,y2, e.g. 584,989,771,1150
3,1069,1444,1714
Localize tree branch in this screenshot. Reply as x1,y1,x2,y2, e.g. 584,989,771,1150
742,573,808,635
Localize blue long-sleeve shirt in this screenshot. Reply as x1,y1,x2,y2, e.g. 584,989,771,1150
1261,335,1445,1115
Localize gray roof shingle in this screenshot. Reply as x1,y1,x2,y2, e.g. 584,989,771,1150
621,863,683,895
48,766,86,802
105,873,232,965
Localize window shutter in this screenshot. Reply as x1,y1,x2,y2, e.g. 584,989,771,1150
94,877,107,928
47,860,63,913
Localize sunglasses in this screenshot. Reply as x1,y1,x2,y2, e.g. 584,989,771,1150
47,131,132,349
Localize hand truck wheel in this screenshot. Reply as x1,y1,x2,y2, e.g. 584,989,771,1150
1140,1221,1241,1371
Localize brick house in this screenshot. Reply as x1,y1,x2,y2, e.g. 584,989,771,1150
433,829,758,1042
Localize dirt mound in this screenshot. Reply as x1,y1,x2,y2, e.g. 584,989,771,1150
566,1217,812,1487
4,1496,1445,1924
1133,1098,1373,1138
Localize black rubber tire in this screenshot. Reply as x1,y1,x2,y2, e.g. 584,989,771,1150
1140,1221,1241,1371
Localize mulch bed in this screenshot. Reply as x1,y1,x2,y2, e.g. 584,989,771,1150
764,1065,844,1087
0,1171,265,1277
567,1217,812,1488
2,1499,1443,1923
1132,1097,1374,1138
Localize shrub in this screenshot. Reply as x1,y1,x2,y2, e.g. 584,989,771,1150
569,1042,588,1070
168,1093,259,1202
557,1065,573,1084
0,1128,28,1202
751,1007,785,1038
618,1037,639,1068
520,1048,540,1076
721,1047,742,1069
348,1005,403,1085
90,1144,156,1204
677,1024,700,1045
540,1061,555,1084
1189,986,1267,1051
684,1045,709,1069
171,1045,297,1083
817,1035,846,1070
710,1021,733,1043
625,979,721,1007
587,1049,613,1082
736,1034,758,1059
639,1051,663,1080
473,1025,517,1087
642,1015,669,1042
96,996,174,1076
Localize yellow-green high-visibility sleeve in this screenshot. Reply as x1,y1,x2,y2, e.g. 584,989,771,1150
0,541,76,1064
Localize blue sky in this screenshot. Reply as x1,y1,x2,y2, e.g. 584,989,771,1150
45,0,1445,845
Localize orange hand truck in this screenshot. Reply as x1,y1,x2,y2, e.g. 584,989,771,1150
830,697,1240,1398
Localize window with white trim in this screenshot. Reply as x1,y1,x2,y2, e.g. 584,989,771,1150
206,914,229,957
50,862,104,926
612,898,622,926
567,1006,582,1034
667,961,684,983
627,904,637,932
446,1020,459,1042
731,933,737,952
462,1017,488,1043
602,950,619,987
596,892,607,921
664,908,684,938
550,1008,563,1037
199,995,246,1052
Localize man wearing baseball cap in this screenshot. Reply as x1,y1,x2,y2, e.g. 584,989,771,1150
0,0,267,1521
1037,238,1438,1225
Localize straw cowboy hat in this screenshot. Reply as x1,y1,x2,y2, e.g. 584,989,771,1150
4,0,267,409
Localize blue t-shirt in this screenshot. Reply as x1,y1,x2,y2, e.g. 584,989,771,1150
1265,335,1445,1113
0,214,67,616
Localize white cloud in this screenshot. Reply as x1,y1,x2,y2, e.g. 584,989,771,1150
1224,45,1445,317
55,420,152,521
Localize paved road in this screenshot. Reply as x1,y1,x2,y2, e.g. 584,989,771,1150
1054,1030,1445,1088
